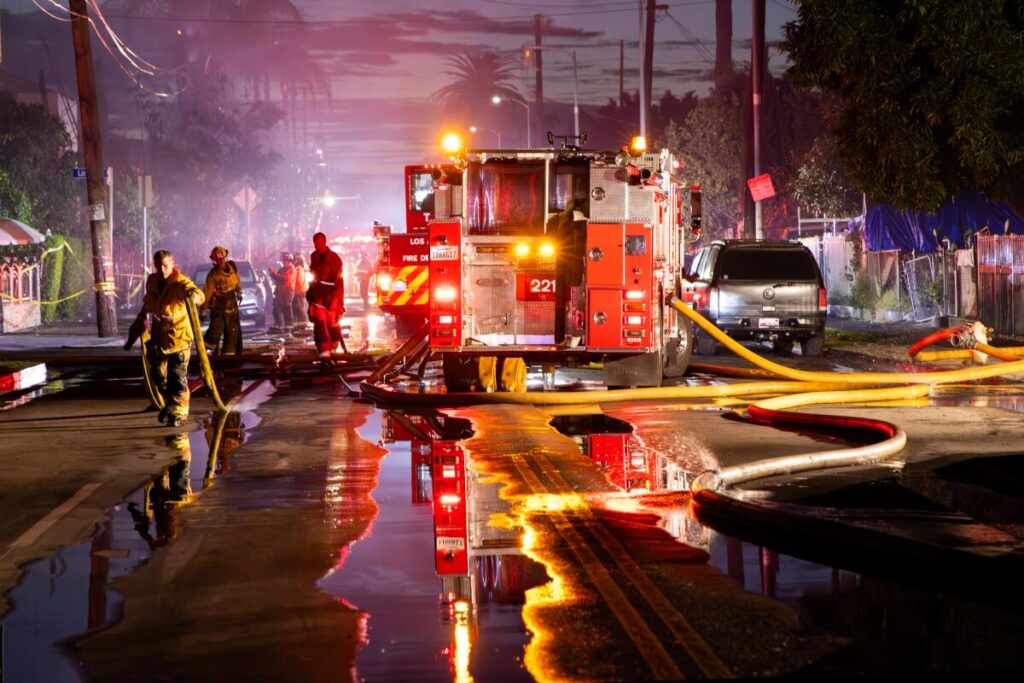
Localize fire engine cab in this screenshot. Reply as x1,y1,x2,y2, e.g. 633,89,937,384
427,136,699,388
374,164,459,336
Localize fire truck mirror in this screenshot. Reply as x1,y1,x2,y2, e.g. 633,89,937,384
431,168,447,183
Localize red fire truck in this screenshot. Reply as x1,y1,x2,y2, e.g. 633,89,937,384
427,137,700,388
374,164,459,336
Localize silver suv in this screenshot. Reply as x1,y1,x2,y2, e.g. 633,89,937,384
681,240,827,355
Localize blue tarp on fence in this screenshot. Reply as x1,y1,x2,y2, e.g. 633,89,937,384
854,192,1024,252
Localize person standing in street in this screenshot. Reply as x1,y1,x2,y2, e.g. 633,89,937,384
268,252,295,334
356,253,373,309
307,232,345,368
201,245,242,355
291,253,309,334
143,249,205,427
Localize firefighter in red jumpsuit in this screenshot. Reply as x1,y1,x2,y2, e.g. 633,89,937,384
306,232,345,367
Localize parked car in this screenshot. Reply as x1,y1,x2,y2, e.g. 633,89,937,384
191,260,266,327
680,240,827,356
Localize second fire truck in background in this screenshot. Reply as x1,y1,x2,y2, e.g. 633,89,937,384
373,164,456,336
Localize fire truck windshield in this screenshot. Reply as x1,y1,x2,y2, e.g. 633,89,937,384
467,161,546,235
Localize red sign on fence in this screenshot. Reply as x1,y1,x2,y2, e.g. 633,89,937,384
747,173,776,202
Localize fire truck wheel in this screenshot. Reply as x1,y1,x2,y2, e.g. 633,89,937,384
662,316,693,378
442,355,478,392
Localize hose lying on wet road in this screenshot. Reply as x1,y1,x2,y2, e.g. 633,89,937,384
186,298,227,411
362,296,1024,497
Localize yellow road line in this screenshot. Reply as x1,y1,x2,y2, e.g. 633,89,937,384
511,455,686,681
1,482,102,559
532,453,734,679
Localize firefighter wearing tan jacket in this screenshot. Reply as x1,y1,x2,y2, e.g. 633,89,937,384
201,245,242,355
144,249,205,427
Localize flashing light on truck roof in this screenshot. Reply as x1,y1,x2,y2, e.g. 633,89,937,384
631,135,647,153
441,132,465,155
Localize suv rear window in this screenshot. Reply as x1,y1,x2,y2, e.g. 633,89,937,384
718,249,818,281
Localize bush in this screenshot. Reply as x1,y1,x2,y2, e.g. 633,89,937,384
849,276,878,312
57,235,95,321
39,234,65,323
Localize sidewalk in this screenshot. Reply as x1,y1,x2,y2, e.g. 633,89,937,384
0,321,130,355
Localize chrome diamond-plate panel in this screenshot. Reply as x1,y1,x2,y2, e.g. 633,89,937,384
589,167,658,224
518,299,555,336
465,263,515,341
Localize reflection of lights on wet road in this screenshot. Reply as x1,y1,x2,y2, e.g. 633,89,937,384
453,600,474,683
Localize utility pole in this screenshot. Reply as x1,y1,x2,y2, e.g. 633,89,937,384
714,0,733,92
643,0,656,138
69,0,117,336
534,14,544,141
619,39,625,108
752,0,765,239
638,0,645,137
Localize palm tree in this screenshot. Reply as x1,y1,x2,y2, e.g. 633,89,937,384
430,51,525,121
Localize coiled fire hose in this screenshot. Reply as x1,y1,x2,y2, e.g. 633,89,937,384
140,298,227,412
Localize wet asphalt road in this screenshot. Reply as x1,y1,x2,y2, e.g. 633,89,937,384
1,320,1023,681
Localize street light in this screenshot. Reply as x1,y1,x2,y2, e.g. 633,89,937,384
469,125,501,147
491,95,531,148
522,44,579,139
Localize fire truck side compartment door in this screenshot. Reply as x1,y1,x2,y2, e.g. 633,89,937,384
587,289,623,347
586,223,625,286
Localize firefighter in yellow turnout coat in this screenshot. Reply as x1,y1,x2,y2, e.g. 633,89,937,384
202,245,242,355
144,249,205,427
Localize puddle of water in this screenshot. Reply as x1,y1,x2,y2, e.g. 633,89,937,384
317,409,541,682
704,531,1024,673
550,409,1024,674
0,381,272,682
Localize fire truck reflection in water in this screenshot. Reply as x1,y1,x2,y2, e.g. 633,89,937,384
552,414,709,550
379,410,548,677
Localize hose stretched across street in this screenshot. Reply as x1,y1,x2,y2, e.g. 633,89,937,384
361,294,1024,501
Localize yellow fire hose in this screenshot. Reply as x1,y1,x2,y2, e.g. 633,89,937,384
915,346,1024,362
667,297,1024,385
185,298,227,412
360,295,1024,504
139,329,165,411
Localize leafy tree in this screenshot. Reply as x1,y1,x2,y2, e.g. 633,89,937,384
0,168,34,223
0,93,76,233
665,97,744,240
664,68,826,240
430,51,525,122
139,64,284,263
782,0,1024,211
792,135,862,217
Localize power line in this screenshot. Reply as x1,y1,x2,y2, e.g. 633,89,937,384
93,1,714,27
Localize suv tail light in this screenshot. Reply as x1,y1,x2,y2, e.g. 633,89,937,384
686,289,708,309
818,287,828,312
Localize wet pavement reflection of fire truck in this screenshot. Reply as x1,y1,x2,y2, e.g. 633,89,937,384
381,411,547,677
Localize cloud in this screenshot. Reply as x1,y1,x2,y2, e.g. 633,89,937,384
303,8,602,56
